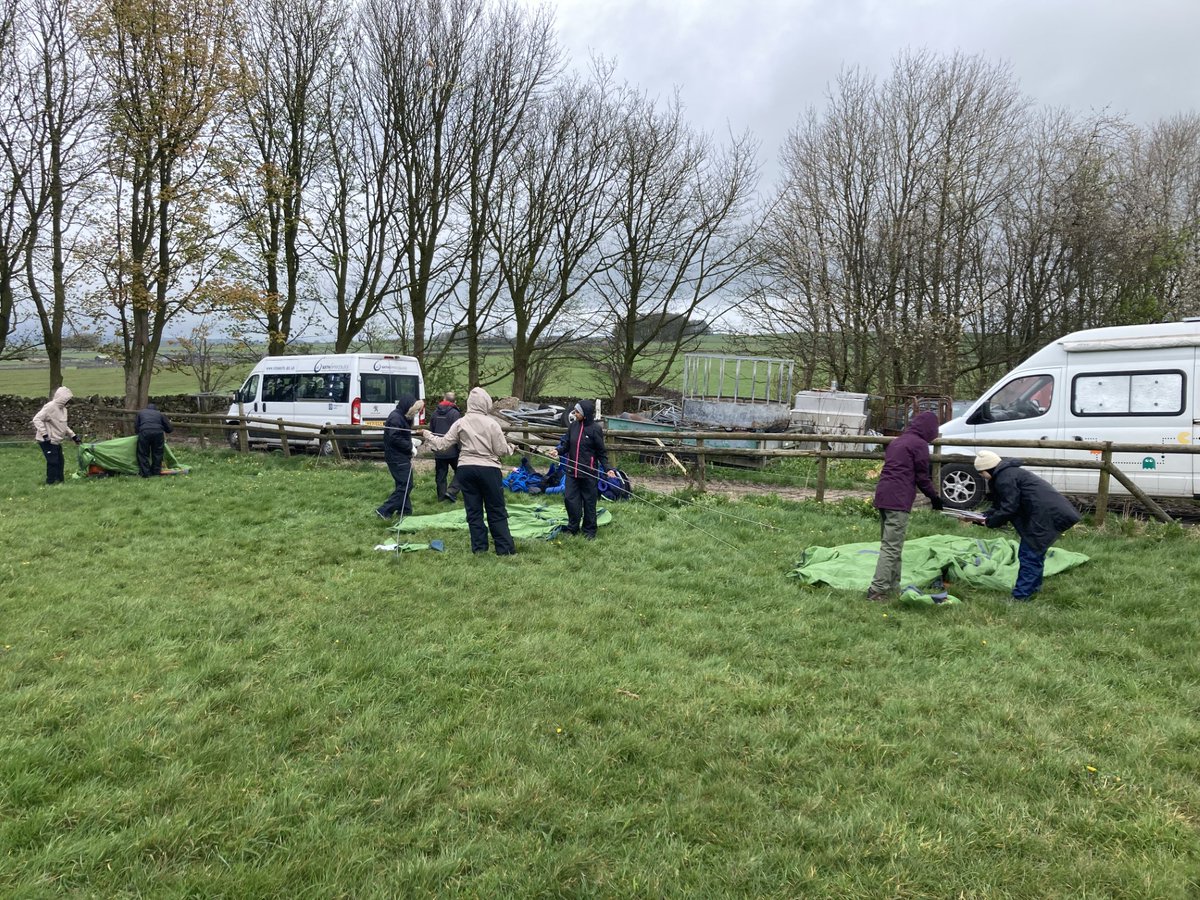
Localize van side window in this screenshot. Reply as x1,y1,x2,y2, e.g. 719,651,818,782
971,374,1053,424
263,374,298,402
295,373,350,402
1072,370,1185,416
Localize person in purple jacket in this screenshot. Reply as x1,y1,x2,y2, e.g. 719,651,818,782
867,410,943,602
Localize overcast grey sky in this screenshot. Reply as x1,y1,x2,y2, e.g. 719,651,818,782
549,0,1200,183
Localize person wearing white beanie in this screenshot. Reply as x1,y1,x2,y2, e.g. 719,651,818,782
971,453,1081,601
973,450,1001,472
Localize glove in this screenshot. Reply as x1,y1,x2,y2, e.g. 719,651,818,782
930,495,943,511
72,435,82,445
38,435,48,443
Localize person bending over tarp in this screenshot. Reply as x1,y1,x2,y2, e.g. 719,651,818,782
970,451,1082,602
135,402,174,477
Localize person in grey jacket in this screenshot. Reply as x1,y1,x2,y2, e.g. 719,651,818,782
134,402,174,477
32,386,80,484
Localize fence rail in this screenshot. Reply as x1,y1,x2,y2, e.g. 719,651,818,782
77,406,1195,525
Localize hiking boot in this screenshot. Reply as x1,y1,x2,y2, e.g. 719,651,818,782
376,508,390,520
865,591,891,603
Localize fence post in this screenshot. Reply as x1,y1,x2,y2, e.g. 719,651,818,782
815,439,829,503
237,402,249,453
1095,442,1111,526
322,424,343,461
277,419,291,458
696,437,707,492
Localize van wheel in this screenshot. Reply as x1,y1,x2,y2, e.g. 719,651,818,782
940,463,985,509
318,438,334,457
227,427,240,450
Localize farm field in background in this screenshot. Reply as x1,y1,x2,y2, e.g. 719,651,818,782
1,335,767,400
3,446,1200,895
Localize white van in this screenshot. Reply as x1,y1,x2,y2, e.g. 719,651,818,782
227,353,425,452
938,320,1200,508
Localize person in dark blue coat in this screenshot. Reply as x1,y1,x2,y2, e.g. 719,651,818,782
867,411,943,601
134,402,174,477
429,391,462,502
547,399,616,540
973,451,1081,601
376,395,422,519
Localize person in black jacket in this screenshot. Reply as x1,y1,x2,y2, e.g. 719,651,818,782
973,451,1082,601
376,394,423,520
134,402,174,477
429,391,462,502
547,399,616,539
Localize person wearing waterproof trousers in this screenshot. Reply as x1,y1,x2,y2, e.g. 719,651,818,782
419,387,516,555
972,451,1081,601
547,399,616,540
376,394,422,520
430,391,462,502
867,410,943,602
135,402,174,477
32,386,80,485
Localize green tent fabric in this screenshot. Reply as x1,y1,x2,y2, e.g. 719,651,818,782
75,435,186,477
789,534,1089,597
387,502,612,541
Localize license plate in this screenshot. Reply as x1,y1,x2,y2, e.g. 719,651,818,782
363,419,385,427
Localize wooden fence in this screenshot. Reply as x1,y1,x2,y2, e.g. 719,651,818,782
82,405,1198,525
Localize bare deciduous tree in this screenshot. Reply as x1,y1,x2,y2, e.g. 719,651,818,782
590,87,759,413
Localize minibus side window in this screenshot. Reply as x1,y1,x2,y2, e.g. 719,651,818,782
295,373,349,402
1072,370,1185,416
263,374,298,402
971,374,1053,424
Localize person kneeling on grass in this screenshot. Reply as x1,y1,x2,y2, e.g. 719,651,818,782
419,387,516,556
866,410,943,602
971,450,1081,602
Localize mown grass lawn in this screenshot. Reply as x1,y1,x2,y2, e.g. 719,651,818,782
2,445,1200,897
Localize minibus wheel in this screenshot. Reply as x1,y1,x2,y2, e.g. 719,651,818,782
940,463,985,509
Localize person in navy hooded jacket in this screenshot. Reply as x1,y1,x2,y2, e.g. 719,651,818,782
547,399,616,539
867,410,943,601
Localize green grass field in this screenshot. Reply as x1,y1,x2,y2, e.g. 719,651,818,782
3,445,1200,896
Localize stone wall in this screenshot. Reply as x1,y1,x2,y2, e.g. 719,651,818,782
0,394,228,439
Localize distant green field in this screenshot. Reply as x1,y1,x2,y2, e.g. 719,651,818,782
3,336,766,400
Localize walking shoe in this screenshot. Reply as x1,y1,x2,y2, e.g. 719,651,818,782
865,591,891,603
376,508,390,520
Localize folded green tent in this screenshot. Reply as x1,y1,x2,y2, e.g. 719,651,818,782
76,435,188,477
789,534,1088,600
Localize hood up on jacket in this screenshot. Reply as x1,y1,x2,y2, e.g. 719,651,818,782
466,386,493,415
573,399,597,424
905,410,940,443
52,386,73,407
394,394,417,428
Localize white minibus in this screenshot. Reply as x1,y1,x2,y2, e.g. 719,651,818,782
227,353,425,452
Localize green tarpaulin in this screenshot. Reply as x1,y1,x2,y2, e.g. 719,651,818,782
76,435,187,477
380,502,611,545
789,534,1089,600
